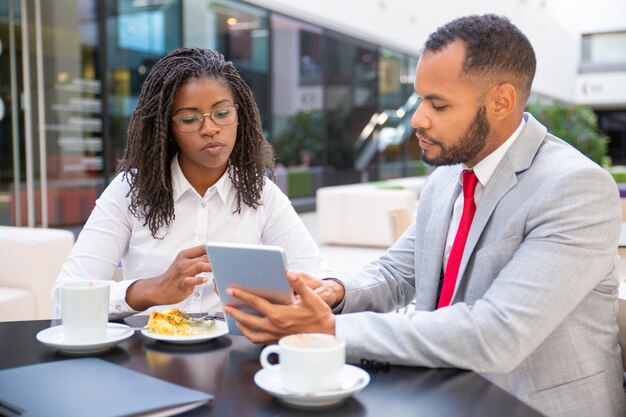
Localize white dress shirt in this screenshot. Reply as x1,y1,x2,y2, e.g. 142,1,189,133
443,119,526,295
54,156,332,319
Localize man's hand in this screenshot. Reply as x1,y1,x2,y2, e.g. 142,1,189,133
125,245,211,311
296,273,345,309
223,270,336,344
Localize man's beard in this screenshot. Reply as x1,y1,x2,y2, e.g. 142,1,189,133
417,106,490,166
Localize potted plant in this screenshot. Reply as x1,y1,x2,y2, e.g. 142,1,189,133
526,102,609,166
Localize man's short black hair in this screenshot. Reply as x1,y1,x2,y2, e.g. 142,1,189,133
424,14,536,100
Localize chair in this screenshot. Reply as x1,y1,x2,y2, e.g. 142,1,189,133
0,226,74,321
387,208,412,242
316,177,423,248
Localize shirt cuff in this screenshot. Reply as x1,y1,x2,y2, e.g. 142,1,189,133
322,277,347,314
109,279,142,320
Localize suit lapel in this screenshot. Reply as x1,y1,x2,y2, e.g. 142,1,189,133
450,114,548,303
415,168,461,310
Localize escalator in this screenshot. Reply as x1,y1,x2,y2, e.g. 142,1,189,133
354,93,421,181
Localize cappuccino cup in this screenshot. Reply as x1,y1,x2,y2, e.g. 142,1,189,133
60,280,110,343
260,333,345,394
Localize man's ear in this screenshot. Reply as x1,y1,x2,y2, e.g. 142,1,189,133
487,83,516,121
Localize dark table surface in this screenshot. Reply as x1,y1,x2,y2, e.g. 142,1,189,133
0,318,545,417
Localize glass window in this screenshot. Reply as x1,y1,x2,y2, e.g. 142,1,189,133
270,14,325,198
118,9,166,55
19,0,104,226
270,15,324,165
0,0,22,225
402,55,418,101
378,51,422,180
105,0,181,175
580,31,626,72
378,48,402,109
184,0,270,136
300,29,322,85
582,31,626,65
325,32,378,185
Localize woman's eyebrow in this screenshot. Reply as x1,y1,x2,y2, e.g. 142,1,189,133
172,107,198,114
173,99,233,114
211,99,232,108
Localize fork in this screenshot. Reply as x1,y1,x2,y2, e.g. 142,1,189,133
180,311,225,322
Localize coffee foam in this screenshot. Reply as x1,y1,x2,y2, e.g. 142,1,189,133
282,333,342,349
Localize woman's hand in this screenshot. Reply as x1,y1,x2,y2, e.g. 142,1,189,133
125,245,212,311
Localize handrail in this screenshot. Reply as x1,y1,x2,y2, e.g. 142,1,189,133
354,94,421,174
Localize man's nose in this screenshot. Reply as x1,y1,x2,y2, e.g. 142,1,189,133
410,103,430,130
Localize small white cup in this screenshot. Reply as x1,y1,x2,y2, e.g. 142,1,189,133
260,333,346,394
60,280,110,343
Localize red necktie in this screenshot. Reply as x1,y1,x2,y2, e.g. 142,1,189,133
438,170,479,308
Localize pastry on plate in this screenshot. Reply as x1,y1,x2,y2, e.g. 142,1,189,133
147,308,215,336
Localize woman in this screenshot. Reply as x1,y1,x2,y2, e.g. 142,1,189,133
54,47,330,319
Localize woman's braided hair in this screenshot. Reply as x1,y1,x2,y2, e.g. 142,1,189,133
119,47,275,238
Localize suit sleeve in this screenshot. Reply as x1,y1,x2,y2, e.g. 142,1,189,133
335,167,621,372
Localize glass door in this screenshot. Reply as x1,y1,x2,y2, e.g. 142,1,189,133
0,0,24,226
0,0,104,228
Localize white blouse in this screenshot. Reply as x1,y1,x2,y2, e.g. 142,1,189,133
54,157,332,319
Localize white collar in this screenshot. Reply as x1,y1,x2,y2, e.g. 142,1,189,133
462,118,526,187
171,155,231,203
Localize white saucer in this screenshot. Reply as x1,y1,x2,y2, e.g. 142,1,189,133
36,323,133,354
141,320,229,344
254,364,370,408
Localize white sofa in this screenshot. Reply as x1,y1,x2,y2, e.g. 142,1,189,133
316,177,426,247
0,226,74,321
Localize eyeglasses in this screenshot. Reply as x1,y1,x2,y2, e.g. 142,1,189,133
171,104,239,132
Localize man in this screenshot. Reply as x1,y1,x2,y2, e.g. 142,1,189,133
224,14,626,417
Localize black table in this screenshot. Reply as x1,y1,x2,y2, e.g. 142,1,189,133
0,319,545,417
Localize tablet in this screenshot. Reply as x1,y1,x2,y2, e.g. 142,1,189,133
205,242,292,335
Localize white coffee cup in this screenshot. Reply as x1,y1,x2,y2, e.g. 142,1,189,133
259,333,346,394
60,280,110,343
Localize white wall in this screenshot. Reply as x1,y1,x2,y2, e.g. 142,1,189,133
546,0,626,108
577,72,626,109
547,0,626,34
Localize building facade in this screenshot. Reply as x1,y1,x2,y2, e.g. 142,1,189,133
0,0,624,228
0,0,424,227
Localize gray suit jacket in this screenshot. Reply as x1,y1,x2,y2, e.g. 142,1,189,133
335,114,626,417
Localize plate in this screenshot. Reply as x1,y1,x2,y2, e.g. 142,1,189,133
254,364,370,408
141,320,229,344
36,323,133,354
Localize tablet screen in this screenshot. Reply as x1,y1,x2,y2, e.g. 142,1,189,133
205,242,292,335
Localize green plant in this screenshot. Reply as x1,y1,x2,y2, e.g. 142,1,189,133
526,102,609,165
412,160,427,176
273,111,323,166
611,171,626,184
326,105,355,169
287,168,313,198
